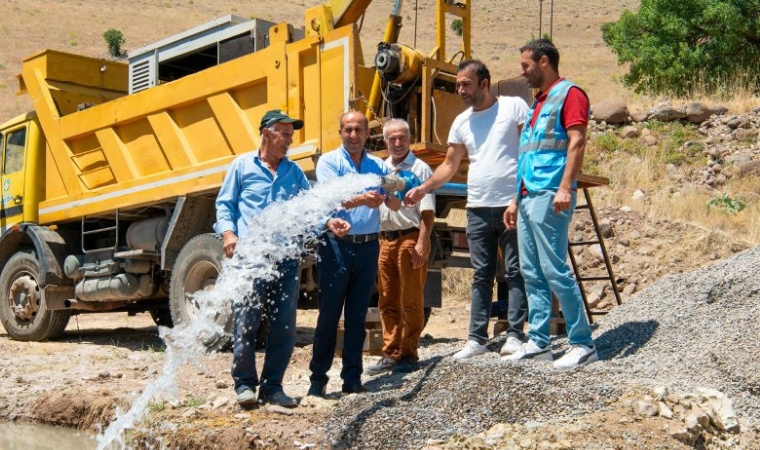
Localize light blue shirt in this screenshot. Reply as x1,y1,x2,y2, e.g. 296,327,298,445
214,151,310,239
316,146,389,235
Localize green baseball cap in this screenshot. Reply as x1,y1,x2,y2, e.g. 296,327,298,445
259,109,304,133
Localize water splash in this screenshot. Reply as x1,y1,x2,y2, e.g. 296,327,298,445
96,173,381,449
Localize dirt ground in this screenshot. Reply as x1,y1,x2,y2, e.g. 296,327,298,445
0,303,471,449
0,300,718,450
4,292,757,450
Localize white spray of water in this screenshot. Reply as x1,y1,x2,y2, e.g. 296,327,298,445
96,173,382,449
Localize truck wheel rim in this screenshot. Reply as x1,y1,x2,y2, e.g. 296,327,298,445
183,261,217,320
8,275,39,322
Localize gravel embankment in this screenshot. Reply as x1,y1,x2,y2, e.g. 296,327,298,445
322,245,760,449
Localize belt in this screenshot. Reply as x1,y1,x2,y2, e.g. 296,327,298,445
381,227,419,241
326,232,379,243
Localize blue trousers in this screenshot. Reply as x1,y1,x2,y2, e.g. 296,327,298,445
309,237,378,386
232,259,299,396
518,191,593,348
466,207,527,344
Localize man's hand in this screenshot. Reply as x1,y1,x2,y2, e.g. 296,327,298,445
222,231,238,258
363,190,386,208
553,188,572,213
327,218,352,237
503,199,518,230
410,239,430,269
404,185,427,206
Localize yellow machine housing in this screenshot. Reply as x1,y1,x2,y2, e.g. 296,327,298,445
0,0,478,343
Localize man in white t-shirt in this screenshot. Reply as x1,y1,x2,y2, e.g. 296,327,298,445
405,60,529,360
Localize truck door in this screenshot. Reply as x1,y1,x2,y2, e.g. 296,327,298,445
0,125,27,233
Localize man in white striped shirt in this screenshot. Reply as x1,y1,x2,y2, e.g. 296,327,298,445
368,119,436,375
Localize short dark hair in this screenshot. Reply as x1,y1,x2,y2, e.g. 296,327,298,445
520,39,560,72
457,59,491,84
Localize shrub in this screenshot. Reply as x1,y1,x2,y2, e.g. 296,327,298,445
103,29,126,58
450,19,463,37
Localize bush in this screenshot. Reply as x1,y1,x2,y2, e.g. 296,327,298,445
601,0,760,96
450,19,463,37
103,29,126,58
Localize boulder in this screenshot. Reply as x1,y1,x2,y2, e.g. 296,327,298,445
591,100,629,124
685,102,712,123
709,104,728,116
737,160,760,178
650,104,686,122
630,111,649,122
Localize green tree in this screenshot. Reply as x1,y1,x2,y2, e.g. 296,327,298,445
103,29,126,58
601,0,760,96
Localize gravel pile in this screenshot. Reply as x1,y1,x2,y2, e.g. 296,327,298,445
322,245,760,449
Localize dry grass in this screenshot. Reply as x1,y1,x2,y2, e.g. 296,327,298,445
586,127,760,246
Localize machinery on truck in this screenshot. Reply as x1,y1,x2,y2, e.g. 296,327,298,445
0,0,503,344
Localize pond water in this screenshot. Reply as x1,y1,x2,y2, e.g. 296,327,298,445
0,422,96,450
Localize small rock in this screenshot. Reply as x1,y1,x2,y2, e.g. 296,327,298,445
631,190,646,200
658,401,674,419
640,135,659,146
633,399,658,417
620,125,639,138
265,404,295,415
210,395,229,409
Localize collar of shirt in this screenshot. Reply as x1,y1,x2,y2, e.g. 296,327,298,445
535,77,567,102
385,150,416,170
339,145,370,169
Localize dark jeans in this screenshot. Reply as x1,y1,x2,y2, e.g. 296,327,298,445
309,236,379,386
232,259,299,396
466,207,527,344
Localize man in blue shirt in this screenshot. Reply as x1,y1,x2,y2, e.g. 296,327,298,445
215,110,349,408
308,111,401,397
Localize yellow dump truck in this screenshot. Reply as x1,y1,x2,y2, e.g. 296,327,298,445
2,0,518,342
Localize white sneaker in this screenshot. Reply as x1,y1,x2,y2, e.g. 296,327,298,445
502,340,553,362
499,336,523,356
553,344,599,370
452,340,488,361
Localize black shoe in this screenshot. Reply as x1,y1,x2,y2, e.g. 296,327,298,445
341,382,368,394
392,356,420,374
258,390,298,408
307,382,327,398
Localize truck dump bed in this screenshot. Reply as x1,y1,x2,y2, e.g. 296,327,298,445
19,23,362,225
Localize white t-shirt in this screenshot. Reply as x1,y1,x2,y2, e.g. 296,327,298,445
448,96,529,207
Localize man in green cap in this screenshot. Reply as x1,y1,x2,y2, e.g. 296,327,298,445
215,109,349,408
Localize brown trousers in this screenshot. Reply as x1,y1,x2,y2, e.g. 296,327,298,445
377,232,427,361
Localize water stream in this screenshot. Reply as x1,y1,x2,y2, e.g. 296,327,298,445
96,173,381,449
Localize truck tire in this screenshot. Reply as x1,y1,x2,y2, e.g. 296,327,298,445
150,307,174,328
0,251,71,341
169,234,232,351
